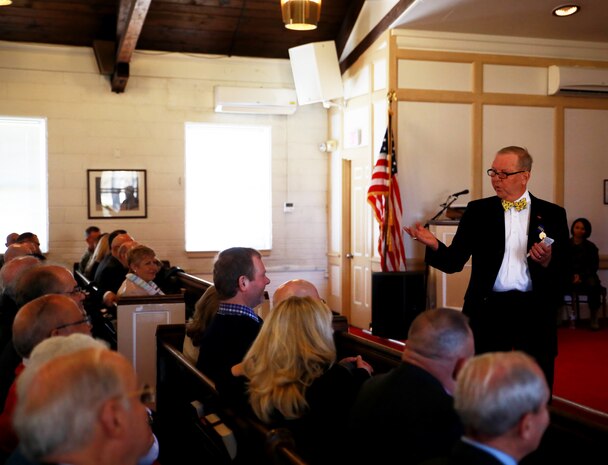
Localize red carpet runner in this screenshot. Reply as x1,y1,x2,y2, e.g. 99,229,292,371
554,322,608,415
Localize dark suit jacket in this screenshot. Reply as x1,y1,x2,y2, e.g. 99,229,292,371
426,194,569,357
427,194,569,309
421,439,506,465
93,255,127,294
348,362,463,465
275,364,370,465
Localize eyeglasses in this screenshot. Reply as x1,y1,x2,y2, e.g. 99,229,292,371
486,168,527,179
54,314,92,331
61,286,88,296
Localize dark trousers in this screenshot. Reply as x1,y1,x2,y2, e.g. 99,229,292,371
466,291,557,392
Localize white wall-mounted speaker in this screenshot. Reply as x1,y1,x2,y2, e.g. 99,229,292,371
288,41,344,106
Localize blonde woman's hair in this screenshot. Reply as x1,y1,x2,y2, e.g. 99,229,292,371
241,296,335,423
84,233,109,276
186,285,220,346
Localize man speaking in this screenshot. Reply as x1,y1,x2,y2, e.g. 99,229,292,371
405,146,569,391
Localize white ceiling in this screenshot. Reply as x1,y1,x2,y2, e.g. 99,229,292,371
391,0,608,44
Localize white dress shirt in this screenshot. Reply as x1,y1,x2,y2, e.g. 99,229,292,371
493,191,532,292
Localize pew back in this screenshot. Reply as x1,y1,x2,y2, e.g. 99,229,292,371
118,295,185,386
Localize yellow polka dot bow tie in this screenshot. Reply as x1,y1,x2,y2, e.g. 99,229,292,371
502,198,527,212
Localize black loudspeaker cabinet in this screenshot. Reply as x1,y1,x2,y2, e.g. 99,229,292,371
371,271,426,340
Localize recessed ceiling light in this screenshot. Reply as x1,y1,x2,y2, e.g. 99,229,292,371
552,4,580,17
0,0,13,6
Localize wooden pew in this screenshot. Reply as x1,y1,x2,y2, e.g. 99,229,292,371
173,271,212,319
334,330,401,375
138,269,608,464
117,294,186,387
74,269,118,348
156,324,308,465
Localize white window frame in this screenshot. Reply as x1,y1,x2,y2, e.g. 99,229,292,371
0,116,48,252
184,122,272,252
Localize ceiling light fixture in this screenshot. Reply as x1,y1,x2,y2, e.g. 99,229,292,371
0,0,13,6
552,4,580,17
281,0,321,31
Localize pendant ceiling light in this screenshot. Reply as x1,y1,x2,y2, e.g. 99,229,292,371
281,0,322,31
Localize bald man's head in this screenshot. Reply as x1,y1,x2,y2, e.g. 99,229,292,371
272,279,321,307
111,233,134,258
3,243,36,263
12,294,92,358
118,240,139,268
0,255,41,297
5,233,19,248
15,265,81,308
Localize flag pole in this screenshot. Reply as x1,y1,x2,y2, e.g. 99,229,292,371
382,90,397,267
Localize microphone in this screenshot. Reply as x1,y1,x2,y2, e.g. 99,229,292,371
451,189,469,197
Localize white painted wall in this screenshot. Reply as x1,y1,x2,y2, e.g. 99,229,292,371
0,41,329,299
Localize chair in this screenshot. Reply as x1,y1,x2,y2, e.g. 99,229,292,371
564,285,607,323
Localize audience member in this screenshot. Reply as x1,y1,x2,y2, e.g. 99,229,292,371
84,232,110,280
183,285,220,363
3,334,110,465
230,278,324,374
242,296,372,464
0,295,93,459
0,264,86,410
93,231,133,305
5,334,159,465
0,256,41,354
14,233,42,258
0,233,20,268
5,233,19,248
117,245,164,297
78,226,101,274
423,351,550,465
569,217,603,330
196,247,270,406
272,278,321,306
13,347,154,465
2,244,37,264
348,308,475,465
92,229,128,284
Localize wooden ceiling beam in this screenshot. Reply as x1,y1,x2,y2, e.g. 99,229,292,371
112,0,152,93
339,0,416,74
334,0,365,60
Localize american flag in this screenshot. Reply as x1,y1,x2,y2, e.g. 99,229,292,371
367,128,406,271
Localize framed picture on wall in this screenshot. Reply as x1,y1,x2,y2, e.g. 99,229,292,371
87,169,147,219
605,180,608,205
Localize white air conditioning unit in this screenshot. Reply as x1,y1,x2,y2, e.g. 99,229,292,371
548,65,608,96
214,86,298,115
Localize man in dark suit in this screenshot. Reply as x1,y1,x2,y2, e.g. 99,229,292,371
424,351,550,465
348,308,474,464
405,146,569,391
93,232,133,304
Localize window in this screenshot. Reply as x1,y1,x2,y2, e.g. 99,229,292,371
0,117,48,252
185,123,272,252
